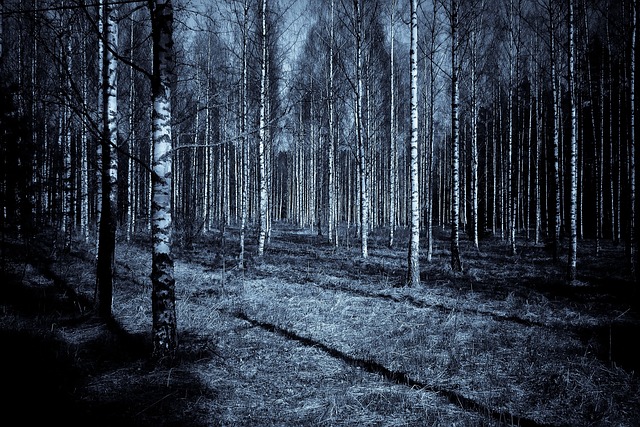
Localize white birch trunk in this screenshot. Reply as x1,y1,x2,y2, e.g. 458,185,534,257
628,1,637,276
150,0,178,360
127,17,135,242
426,1,439,261
354,0,368,258
81,44,89,242
63,39,73,251
389,0,397,248
239,0,249,267
257,0,268,256
328,0,337,247
508,0,517,256
450,0,462,272
550,3,561,260
568,0,578,281
535,84,542,244
96,2,118,318
470,28,479,249
96,1,104,256
407,0,420,286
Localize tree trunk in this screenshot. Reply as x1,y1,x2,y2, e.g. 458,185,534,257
239,0,249,268
328,0,337,247
508,0,517,256
470,27,479,249
96,2,118,319
150,0,178,361
628,0,637,278
450,0,462,272
407,0,420,286
389,0,397,248
354,0,368,258
550,2,561,261
568,0,578,281
258,0,268,257
127,17,135,242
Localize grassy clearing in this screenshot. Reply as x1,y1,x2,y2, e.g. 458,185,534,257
234,275,634,426
1,226,639,426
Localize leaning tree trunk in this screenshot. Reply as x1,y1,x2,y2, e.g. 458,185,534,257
407,0,420,286
96,2,118,319
150,0,178,361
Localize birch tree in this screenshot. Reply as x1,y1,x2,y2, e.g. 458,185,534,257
450,0,462,272
424,0,442,262
96,1,118,319
239,0,249,268
407,0,420,286
469,0,484,249
507,0,519,257
257,0,268,256
628,0,637,278
353,0,368,258
150,0,178,361
567,0,577,281
547,0,562,261
389,0,397,249
328,0,337,247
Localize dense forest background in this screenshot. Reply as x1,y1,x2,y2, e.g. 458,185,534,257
2,2,640,425
1,0,639,358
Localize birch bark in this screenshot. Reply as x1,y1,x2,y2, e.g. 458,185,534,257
450,0,462,272
150,0,178,360
96,2,118,319
407,0,420,285
258,0,268,256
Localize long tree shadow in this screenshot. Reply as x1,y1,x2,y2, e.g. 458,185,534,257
234,310,554,427
1,252,214,426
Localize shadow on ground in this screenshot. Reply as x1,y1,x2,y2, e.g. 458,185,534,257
0,266,212,427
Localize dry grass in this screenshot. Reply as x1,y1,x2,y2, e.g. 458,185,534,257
1,226,639,426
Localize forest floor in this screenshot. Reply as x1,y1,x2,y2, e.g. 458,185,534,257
1,223,640,426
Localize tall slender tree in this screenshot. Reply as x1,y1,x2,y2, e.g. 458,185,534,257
568,0,577,281
628,0,637,278
450,0,462,272
424,0,441,262
549,0,561,261
407,0,420,286
389,0,397,249
96,1,118,319
328,0,337,247
150,0,178,361
353,0,368,258
258,0,268,257
239,0,249,268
